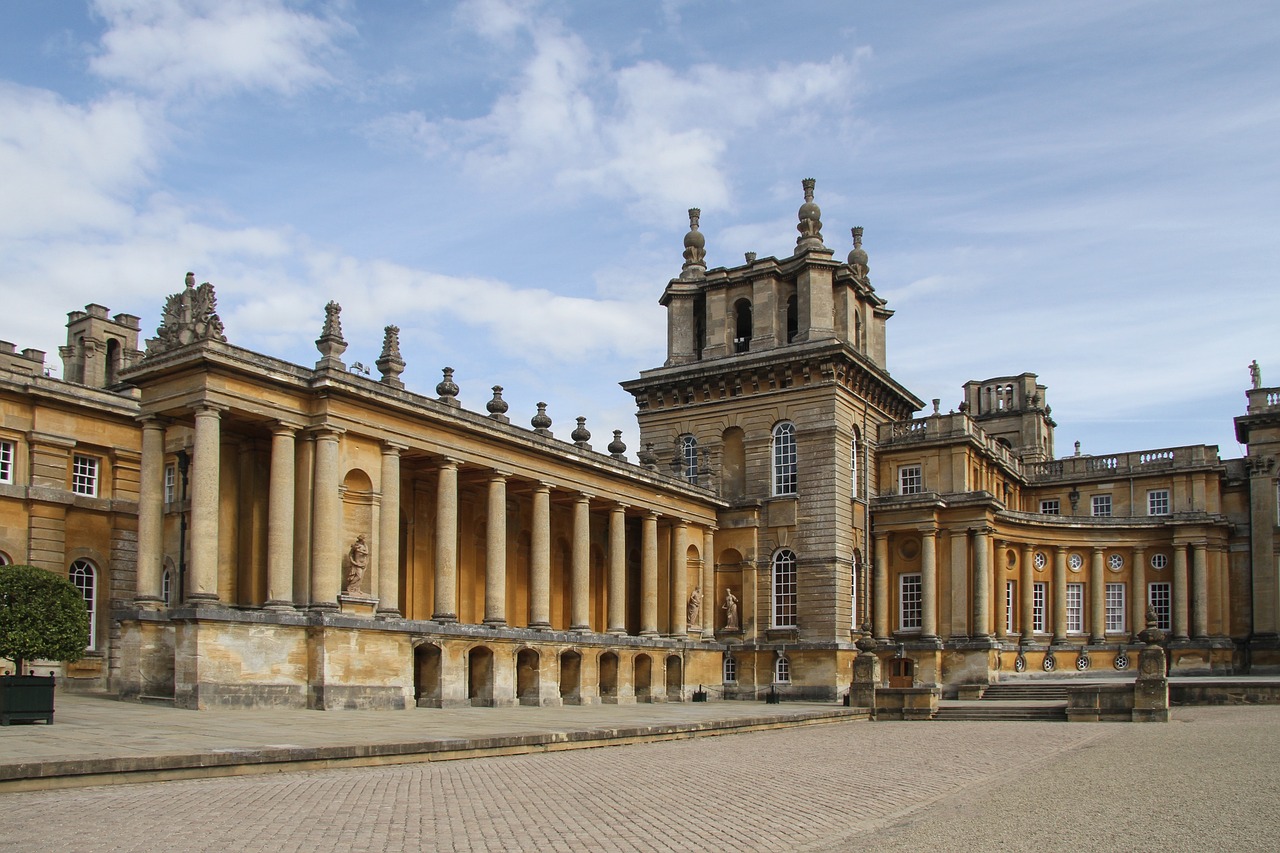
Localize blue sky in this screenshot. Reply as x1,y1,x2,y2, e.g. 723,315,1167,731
2,1,1277,461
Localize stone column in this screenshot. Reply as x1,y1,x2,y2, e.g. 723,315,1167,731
972,526,991,639
1172,543,1189,640
377,442,404,616
641,510,659,635
529,483,552,629
1052,546,1067,643
1021,544,1035,640
994,540,1008,640
570,493,592,631
292,433,315,607
309,427,343,609
1131,546,1146,642
702,527,717,638
1089,546,1105,643
433,459,459,622
188,404,223,604
671,519,689,636
607,504,627,634
135,416,165,606
1191,541,1209,640
484,470,509,626
873,532,890,640
264,422,298,609
920,527,937,640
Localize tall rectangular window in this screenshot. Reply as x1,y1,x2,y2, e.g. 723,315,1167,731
1005,580,1016,634
0,440,13,484
772,550,798,628
1148,489,1170,516
72,454,98,497
1039,499,1060,515
1149,582,1171,631
898,465,923,495
1106,583,1126,634
899,573,922,630
1091,495,1112,517
164,462,177,504
1066,583,1084,633
1032,582,1047,633
772,423,797,496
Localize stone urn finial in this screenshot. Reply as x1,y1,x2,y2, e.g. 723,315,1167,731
681,207,707,280
608,429,627,460
315,301,347,370
531,402,553,436
436,367,460,406
638,442,658,468
572,416,592,449
486,386,510,423
796,177,825,250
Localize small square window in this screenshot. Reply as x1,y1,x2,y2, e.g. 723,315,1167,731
0,440,13,484
72,455,99,497
1039,499,1060,515
899,465,923,495
1148,489,1170,516
1091,495,1112,517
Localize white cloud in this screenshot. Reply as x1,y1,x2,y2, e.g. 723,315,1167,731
374,8,864,220
89,0,344,98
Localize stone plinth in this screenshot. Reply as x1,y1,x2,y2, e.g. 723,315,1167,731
850,652,880,710
1133,645,1170,722
338,595,378,618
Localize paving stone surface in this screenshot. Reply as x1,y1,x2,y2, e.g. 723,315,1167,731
9,705,1278,852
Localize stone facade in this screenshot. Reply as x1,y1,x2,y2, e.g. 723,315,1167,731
1,180,1277,708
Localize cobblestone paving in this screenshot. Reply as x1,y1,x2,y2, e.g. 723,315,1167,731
6,707,1278,852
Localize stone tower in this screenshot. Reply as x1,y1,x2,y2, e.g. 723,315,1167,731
59,303,143,388
960,373,1056,462
622,180,923,698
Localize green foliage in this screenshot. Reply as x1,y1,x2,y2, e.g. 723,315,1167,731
0,565,90,674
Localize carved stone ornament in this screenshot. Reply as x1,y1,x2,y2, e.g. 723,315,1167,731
795,178,824,249
147,272,228,355
376,325,405,388
681,208,707,279
342,534,370,596
608,430,627,460
486,386,509,423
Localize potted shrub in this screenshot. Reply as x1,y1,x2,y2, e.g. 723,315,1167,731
0,564,90,725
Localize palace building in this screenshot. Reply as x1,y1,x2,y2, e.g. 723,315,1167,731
1,180,1278,709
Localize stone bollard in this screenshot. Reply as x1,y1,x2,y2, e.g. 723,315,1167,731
850,629,880,714
1133,607,1170,722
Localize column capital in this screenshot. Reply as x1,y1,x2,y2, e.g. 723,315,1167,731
489,469,512,481
610,502,629,513
308,424,345,440
137,414,168,428
192,402,227,417
645,508,661,520
1091,544,1105,554
916,524,938,536
575,491,595,503
381,439,409,454
1054,543,1069,555
272,420,303,436
532,481,553,494
970,524,995,536
872,530,890,542
435,455,461,469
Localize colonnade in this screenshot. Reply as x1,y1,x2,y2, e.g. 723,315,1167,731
869,525,1217,644
134,408,717,640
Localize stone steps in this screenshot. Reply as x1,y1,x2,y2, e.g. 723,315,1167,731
980,684,1072,701
934,704,1068,722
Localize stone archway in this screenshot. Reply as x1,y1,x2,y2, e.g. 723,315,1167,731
468,646,495,707
634,653,653,702
665,654,683,701
414,643,442,707
559,650,582,704
599,651,619,703
516,648,540,706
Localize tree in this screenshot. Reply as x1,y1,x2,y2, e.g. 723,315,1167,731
0,565,90,676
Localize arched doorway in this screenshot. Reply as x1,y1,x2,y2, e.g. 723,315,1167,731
665,654,683,701
634,654,652,702
468,646,494,707
516,648,540,706
414,643,442,707
559,650,582,704
599,651,619,702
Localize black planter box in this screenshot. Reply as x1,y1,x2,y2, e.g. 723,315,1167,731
0,675,56,725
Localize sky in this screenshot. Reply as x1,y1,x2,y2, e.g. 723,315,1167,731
1,0,1277,462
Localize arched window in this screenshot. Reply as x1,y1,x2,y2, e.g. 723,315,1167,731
69,559,97,651
854,310,864,350
0,550,10,566
680,434,699,485
772,549,798,628
105,338,122,385
786,293,798,343
162,568,173,606
733,299,752,353
773,653,791,684
723,654,737,683
772,422,797,496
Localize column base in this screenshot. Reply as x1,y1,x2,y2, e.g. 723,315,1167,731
310,602,340,612
262,600,296,611
570,624,591,632
483,618,507,627
185,593,220,607
640,629,660,637
607,628,627,636
133,596,165,611
376,608,403,619
433,613,457,623
528,621,552,630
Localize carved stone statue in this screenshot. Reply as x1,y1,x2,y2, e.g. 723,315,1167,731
687,587,702,625
343,535,370,596
146,272,227,355
723,588,740,631
1250,359,1261,389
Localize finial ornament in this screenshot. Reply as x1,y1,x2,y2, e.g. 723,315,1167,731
847,226,870,279
376,325,405,388
681,207,707,279
436,367,459,406
796,178,825,250
486,386,510,423
572,416,592,449
531,402,553,436
147,272,228,355
314,301,347,370
608,429,627,460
